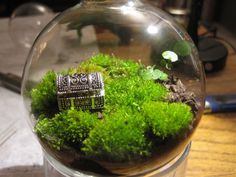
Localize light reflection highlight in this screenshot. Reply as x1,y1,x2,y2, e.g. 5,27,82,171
147,25,158,34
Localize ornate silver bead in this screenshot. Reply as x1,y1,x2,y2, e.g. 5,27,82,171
56,72,104,111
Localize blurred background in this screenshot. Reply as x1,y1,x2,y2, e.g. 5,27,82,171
0,0,236,34
0,0,78,17
1,0,236,73
0,0,236,33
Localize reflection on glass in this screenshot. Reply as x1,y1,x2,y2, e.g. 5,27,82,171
9,2,54,49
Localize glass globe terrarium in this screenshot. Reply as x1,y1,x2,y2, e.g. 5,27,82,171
21,0,205,176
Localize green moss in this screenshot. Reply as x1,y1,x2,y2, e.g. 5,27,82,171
142,101,193,138
104,76,167,113
31,54,194,162
31,71,58,117
35,108,99,150
35,114,65,150
82,109,151,162
173,41,192,57
82,54,140,78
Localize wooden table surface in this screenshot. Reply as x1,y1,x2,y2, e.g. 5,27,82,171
186,51,236,177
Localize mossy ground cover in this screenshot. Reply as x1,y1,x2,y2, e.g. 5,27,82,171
31,54,193,162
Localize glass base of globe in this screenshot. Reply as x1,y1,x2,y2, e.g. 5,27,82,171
43,143,191,177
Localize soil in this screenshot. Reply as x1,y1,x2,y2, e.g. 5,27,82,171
161,75,199,116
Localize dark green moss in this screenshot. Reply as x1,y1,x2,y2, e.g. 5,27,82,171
173,41,192,57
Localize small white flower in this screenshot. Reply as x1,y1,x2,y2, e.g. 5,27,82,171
162,51,178,62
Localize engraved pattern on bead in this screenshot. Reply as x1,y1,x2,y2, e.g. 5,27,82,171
57,72,104,111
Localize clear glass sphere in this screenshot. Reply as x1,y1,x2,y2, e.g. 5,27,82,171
21,0,205,176
9,2,53,49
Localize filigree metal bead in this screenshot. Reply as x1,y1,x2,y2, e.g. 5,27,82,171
56,72,104,111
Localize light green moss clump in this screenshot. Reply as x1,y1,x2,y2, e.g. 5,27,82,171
32,54,193,162
31,71,58,117
82,109,151,162
142,101,193,139
104,77,167,114
35,108,99,150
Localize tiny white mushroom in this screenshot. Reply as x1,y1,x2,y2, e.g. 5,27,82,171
162,51,178,62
